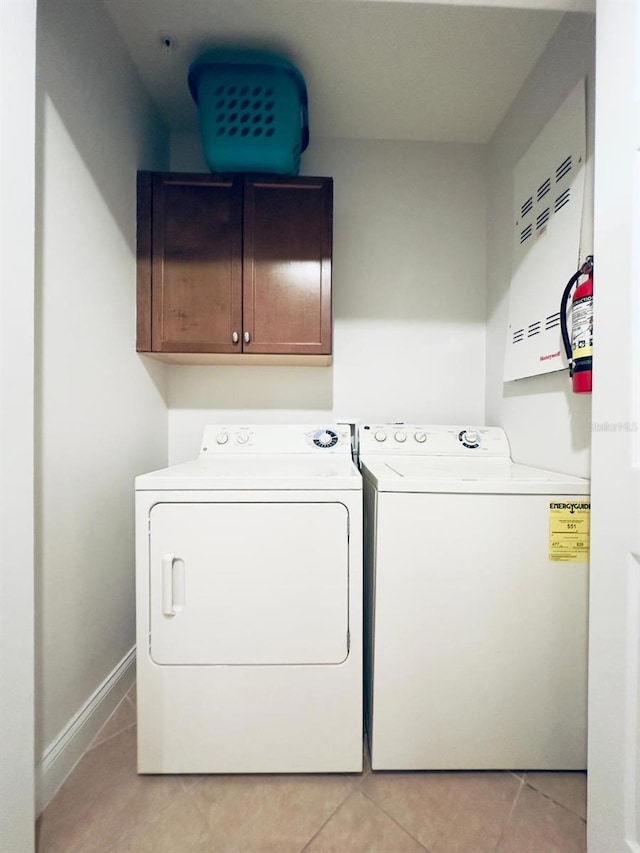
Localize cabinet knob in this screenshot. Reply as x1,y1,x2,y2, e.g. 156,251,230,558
232,332,239,344
243,331,251,345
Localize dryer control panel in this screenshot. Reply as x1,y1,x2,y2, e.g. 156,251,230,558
359,424,511,458
200,424,353,455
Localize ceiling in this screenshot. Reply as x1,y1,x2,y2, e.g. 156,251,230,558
104,0,570,144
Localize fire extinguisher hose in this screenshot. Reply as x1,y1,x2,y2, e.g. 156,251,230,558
560,269,583,374
560,256,594,376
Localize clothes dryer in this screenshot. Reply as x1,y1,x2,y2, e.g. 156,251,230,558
135,424,362,774
360,424,589,771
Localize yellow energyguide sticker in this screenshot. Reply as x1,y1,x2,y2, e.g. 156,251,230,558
549,500,590,562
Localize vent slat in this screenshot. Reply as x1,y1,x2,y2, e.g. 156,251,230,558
537,178,551,201
536,208,550,231
545,319,561,330
521,197,533,217
527,320,542,339
556,155,572,182
520,224,532,244
555,188,571,212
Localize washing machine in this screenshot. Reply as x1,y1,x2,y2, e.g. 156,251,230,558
360,423,589,771
135,424,362,774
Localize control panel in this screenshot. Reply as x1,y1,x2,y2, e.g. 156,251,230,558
200,424,353,455
359,424,511,457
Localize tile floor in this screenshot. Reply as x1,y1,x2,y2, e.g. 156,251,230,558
37,687,587,853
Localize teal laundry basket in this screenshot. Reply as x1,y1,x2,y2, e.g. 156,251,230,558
188,49,310,175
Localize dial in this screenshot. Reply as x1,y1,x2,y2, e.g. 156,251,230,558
235,432,249,445
374,430,387,442
313,429,339,448
394,431,407,443
216,431,229,445
414,431,427,443
459,429,480,449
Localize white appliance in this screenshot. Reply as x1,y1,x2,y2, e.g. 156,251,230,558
135,424,362,774
360,423,589,771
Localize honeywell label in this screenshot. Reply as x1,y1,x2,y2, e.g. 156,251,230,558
549,501,590,562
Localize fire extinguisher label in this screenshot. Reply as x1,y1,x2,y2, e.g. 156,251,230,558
571,294,593,360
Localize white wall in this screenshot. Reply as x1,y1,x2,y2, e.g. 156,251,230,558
1,2,37,848
168,135,488,463
36,0,169,797
485,12,595,476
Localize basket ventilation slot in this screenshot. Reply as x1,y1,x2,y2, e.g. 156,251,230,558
213,85,276,138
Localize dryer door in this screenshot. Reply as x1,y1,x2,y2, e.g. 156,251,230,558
148,502,349,665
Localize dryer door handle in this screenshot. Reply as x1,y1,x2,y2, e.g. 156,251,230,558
162,554,185,617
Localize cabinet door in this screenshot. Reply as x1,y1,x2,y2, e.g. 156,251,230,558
147,174,243,353
243,177,332,354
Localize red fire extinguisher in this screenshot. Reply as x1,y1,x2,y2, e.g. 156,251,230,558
560,255,593,394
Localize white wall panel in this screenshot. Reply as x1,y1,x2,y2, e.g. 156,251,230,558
168,136,488,463
588,0,640,847
36,0,169,788
1,2,36,848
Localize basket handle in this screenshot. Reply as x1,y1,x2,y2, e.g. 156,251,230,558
289,67,310,152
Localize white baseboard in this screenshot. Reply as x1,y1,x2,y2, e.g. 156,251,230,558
36,647,136,815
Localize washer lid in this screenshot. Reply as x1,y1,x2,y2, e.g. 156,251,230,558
136,454,362,491
360,456,589,494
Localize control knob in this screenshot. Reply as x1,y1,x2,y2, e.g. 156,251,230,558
216,432,229,445
414,431,427,443
459,429,480,448
374,430,387,442
313,429,339,448
394,431,407,443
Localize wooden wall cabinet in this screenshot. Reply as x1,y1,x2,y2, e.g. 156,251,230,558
137,172,333,364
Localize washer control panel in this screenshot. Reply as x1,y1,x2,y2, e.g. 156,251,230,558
359,424,511,457
200,424,353,455
372,427,428,445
